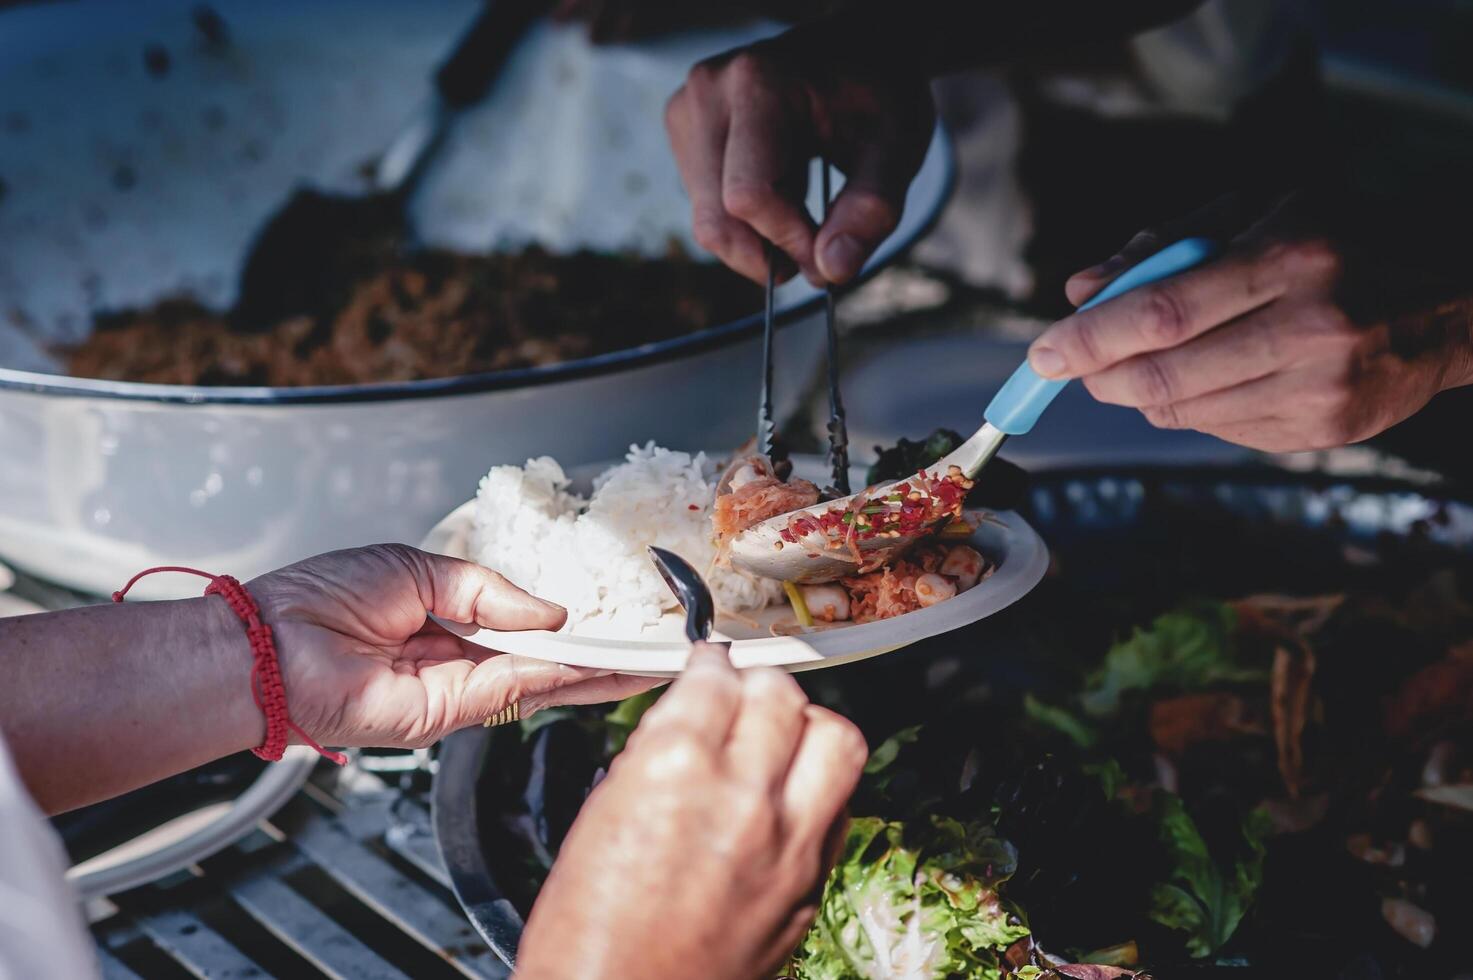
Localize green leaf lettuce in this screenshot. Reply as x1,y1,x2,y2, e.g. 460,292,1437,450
793,816,1029,979
1146,793,1270,958
1081,603,1263,717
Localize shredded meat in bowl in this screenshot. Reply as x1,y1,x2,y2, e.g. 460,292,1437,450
64,245,759,387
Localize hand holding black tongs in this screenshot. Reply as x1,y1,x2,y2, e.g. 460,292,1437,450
758,159,850,498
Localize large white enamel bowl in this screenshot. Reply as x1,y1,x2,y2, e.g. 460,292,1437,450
0,1,953,598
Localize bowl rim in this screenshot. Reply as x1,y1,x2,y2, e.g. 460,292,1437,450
0,128,955,406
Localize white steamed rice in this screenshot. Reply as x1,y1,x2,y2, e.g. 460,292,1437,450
470,443,781,631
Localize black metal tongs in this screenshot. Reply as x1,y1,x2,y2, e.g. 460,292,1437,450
757,158,850,497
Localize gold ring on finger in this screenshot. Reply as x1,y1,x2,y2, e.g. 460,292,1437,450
483,699,522,728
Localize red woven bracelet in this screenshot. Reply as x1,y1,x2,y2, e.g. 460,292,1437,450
113,566,347,766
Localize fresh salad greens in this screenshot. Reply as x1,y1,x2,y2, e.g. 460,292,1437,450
865,428,1026,511
785,600,1309,976
600,687,662,755
1145,795,1270,960
792,817,1028,979
1077,603,1264,718
867,430,968,487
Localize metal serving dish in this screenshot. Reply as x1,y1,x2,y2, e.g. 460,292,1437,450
0,0,954,597
432,465,1473,973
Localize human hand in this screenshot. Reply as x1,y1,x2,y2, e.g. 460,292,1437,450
665,35,934,286
515,642,868,980
1027,192,1473,453
250,544,658,749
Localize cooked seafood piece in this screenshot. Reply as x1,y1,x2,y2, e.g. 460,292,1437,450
940,544,986,591
914,572,958,607
829,543,995,623
712,455,820,546
842,559,922,624
713,455,995,626
799,584,851,623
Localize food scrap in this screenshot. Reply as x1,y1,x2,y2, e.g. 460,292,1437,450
710,450,991,628
712,454,820,547
839,542,991,624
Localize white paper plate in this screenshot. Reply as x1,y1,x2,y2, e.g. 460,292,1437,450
420,455,1049,676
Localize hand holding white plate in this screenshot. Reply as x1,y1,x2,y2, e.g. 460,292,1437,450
420,453,1047,677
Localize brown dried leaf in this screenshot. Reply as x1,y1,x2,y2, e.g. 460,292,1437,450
1384,657,1473,741
1271,643,1316,798
1054,967,1149,979
1075,941,1140,967
1003,935,1038,969
1234,593,1345,638
1149,692,1261,756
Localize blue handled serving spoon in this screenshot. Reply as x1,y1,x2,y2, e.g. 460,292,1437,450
728,238,1218,583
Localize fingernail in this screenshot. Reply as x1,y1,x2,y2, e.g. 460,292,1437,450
1074,255,1123,283
1029,346,1066,378
688,640,733,665
531,595,566,615
820,234,864,282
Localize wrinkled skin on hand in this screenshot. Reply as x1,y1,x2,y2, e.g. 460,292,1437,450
252,544,657,749
515,643,868,980
665,37,934,287
1028,189,1473,453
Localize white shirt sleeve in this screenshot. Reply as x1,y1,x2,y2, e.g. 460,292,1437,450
0,732,100,980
